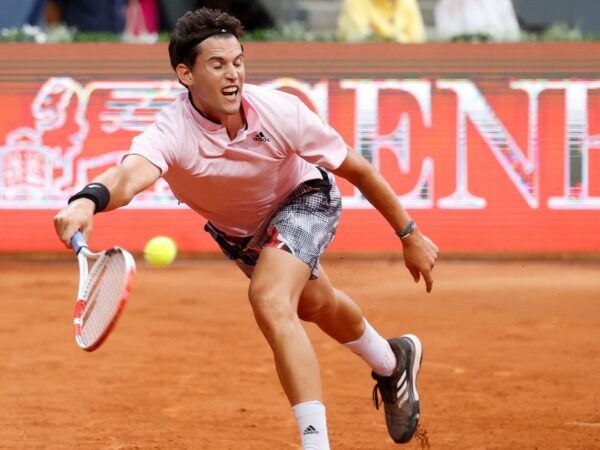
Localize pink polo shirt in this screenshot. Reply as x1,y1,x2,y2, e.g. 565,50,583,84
128,83,348,236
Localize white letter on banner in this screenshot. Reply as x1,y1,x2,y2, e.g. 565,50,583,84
547,81,600,209
261,78,329,121
340,79,433,208
437,79,539,209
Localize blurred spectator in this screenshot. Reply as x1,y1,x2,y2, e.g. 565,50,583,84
434,0,521,41
214,0,274,31
122,0,160,43
46,0,128,33
157,0,274,32
337,0,426,43
0,0,46,28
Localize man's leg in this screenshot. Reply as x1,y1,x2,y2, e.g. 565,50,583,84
297,265,364,342
298,264,423,444
248,247,329,450
297,265,397,375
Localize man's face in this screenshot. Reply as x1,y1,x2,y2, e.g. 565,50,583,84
179,35,245,122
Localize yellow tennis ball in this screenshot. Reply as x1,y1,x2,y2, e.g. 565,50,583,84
143,236,177,267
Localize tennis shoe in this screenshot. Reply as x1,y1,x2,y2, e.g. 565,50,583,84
371,334,423,444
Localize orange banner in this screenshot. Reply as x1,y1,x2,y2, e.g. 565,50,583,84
1,43,599,253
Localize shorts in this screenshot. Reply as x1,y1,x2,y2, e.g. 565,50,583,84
204,168,342,279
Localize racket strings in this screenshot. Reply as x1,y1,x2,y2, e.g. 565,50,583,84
79,252,128,346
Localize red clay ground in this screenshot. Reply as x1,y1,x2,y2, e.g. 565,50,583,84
1,259,599,449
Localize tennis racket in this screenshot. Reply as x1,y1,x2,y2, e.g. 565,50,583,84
71,231,136,351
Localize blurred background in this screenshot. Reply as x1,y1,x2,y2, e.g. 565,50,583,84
2,0,600,43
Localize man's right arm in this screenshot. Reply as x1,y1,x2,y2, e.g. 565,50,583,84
54,155,162,247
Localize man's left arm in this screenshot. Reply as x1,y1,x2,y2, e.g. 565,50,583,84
331,147,439,292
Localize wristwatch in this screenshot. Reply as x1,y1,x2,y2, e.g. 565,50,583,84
396,220,416,239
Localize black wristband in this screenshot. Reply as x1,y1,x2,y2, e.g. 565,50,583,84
396,220,416,239
68,183,110,214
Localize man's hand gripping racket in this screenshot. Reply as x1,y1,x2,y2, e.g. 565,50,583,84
71,231,136,351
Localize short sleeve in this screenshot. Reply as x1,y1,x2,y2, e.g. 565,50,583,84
127,107,179,175
294,99,348,170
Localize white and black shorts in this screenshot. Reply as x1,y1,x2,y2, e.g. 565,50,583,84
204,168,342,279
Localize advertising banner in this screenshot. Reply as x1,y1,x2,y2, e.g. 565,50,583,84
1,43,599,253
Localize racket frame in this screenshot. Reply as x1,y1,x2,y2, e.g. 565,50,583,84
71,231,136,351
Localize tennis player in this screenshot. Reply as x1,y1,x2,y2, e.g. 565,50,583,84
54,8,438,449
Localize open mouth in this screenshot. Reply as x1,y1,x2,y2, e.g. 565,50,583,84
221,87,239,97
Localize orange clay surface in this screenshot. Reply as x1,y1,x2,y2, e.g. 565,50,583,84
1,258,599,449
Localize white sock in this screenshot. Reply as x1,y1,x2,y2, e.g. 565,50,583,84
343,318,397,376
292,400,330,450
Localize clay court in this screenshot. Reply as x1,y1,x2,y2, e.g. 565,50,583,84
1,257,599,449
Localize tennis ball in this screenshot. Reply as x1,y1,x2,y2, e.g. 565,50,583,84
143,236,177,267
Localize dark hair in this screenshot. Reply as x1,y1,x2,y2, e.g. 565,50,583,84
168,8,245,70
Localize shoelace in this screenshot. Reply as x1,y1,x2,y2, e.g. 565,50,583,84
372,377,395,410
372,383,383,410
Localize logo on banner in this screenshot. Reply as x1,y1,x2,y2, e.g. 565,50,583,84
0,77,184,208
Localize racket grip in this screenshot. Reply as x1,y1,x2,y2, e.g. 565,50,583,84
71,231,88,254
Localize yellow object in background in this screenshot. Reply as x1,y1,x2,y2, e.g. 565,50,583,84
337,0,426,43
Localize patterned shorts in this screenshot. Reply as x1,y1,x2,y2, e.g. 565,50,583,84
204,168,342,279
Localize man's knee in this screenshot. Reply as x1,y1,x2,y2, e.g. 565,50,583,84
249,285,297,335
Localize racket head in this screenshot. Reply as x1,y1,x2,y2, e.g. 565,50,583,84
74,246,136,351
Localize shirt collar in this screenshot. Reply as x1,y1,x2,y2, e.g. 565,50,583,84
184,90,258,136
